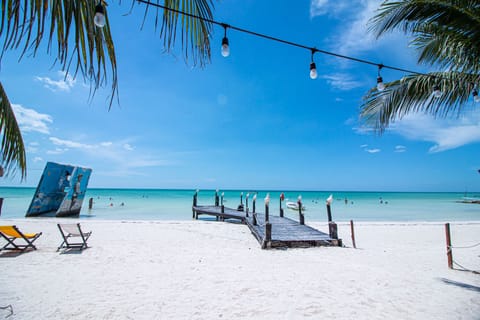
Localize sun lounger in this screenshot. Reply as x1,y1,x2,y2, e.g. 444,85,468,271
0,225,42,251
57,223,92,252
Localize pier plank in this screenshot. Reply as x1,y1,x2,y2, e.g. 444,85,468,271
193,205,246,222
192,205,342,249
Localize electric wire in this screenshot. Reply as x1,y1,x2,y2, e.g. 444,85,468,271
136,0,425,76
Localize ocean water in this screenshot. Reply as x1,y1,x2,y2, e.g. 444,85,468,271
0,187,479,222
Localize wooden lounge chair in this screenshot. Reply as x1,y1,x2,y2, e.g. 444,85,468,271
0,225,42,252
57,223,92,252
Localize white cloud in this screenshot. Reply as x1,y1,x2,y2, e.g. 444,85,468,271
310,0,350,19
310,0,330,17
47,137,169,175
49,137,95,150
344,117,355,126
47,147,69,155
123,143,134,151
310,0,412,62
321,73,364,90
395,145,407,153
360,144,380,153
389,111,480,153
12,104,52,134
331,0,385,55
33,156,43,162
26,142,39,153
35,71,76,92
353,124,375,135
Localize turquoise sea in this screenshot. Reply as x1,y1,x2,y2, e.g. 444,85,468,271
0,187,479,222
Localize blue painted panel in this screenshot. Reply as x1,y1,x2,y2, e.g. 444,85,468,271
26,162,92,217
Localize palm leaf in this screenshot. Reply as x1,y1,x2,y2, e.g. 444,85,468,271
0,0,215,181
0,0,118,107
361,72,480,132
0,82,26,179
363,0,480,130
370,1,480,69
145,0,214,67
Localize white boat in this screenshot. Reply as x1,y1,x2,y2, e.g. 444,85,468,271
459,197,480,204
286,201,306,211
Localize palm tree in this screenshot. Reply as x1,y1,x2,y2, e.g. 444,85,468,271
0,82,26,178
360,0,480,132
0,0,214,178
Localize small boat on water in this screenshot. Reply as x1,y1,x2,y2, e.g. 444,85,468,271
458,197,480,204
286,201,306,211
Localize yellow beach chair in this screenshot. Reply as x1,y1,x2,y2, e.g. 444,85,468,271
0,225,42,252
57,223,92,252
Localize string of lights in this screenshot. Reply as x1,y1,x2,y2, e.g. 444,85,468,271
93,0,480,102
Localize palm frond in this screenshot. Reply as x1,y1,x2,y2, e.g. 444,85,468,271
145,0,214,67
0,82,26,179
370,0,480,38
360,72,480,132
369,0,480,72
412,23,480,73
0,0,118,107
364,0,480,131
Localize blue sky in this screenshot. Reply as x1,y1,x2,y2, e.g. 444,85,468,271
1,0,479,191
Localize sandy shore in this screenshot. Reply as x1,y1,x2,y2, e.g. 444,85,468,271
0,218,479,319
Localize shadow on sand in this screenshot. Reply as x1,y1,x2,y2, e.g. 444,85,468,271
439,278,480,293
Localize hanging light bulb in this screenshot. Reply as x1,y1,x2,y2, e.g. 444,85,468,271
221,37,230,57
309,50,317,79
310,62,318,79
94,2,106,28
473,88,480,103
221,25,230,57
377,76,385,91
376,64,385,91
433,85,442,98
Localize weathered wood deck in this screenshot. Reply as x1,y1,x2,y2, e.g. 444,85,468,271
246,214,341,249
192,205,341,249
193,205,246,222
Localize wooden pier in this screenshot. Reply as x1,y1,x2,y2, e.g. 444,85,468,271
193,205,246,223
246,214,340,249
192,191,342,249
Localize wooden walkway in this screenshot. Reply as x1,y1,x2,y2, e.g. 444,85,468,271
193,205,246,223
192,205,341,249
246,214,341,249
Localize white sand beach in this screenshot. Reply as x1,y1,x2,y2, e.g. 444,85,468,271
0,219,479,319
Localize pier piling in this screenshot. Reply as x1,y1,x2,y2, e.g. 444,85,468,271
262,222,272,249
445,223,453,269
350,220,357,249
279,193,284,218
192,191,198,218
298,196,304,225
